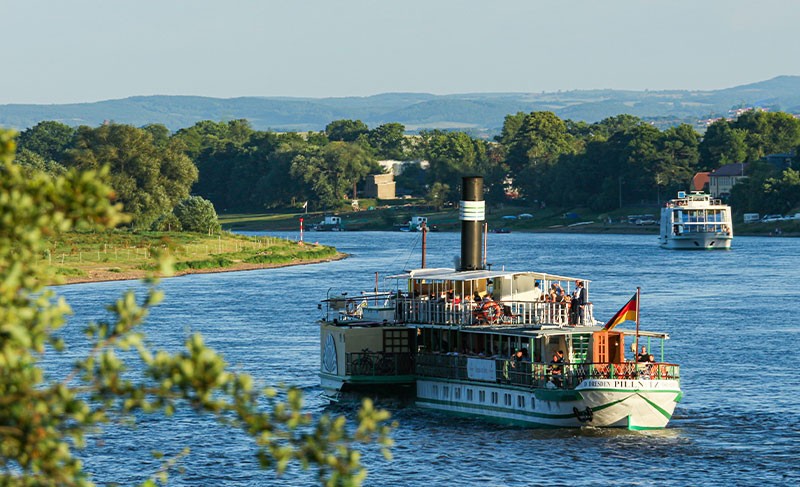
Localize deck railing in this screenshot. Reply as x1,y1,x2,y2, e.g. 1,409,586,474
395,298,594,327
415,353,680,389
345,351,415,377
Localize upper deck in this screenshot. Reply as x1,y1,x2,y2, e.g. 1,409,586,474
664,191,727,210
323,267,596,329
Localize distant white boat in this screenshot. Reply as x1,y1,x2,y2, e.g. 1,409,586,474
659,192,732,250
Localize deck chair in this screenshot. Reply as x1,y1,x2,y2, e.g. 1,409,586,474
501,304,520,323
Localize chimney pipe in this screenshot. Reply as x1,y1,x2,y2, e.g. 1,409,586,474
459,176,484,271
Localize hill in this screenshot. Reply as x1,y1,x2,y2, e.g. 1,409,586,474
2,76,800,134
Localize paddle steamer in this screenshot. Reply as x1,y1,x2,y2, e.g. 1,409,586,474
320,177,682,429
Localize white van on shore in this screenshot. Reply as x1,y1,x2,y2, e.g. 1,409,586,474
743,213,760,223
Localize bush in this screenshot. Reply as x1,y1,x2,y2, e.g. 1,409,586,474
174,196,221,233
151,213,183,232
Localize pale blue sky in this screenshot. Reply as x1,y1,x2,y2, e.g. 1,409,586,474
1,0,798,104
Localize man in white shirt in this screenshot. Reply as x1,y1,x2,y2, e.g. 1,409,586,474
532,281,543,301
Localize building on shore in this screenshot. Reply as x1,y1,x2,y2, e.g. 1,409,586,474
364,173,396,199
708,163,748,198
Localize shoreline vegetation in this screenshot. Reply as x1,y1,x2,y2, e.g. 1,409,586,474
220,207,800,237
49,231,345,285
58,208,797,286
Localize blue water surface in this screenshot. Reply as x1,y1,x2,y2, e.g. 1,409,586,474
50,232,800,486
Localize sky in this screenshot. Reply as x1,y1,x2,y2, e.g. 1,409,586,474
1,0,798,105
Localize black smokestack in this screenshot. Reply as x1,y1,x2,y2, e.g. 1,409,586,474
459,176,484,271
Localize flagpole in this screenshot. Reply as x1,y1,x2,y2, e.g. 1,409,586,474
634,286,641,362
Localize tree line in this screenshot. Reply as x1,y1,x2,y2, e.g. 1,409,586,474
13,109,800,222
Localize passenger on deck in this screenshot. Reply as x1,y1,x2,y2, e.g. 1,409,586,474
532,281,543,301
637,346,649,362
550,283,565,302
570,280,587,325
551,350,564,387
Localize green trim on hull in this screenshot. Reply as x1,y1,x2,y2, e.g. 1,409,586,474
638,392,676,421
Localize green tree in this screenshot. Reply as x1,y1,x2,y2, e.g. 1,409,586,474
13,147,66,177
290,142,376,209
653,124,701,202
172,120,255,160
367,123,406,159
17,120,76,162
325,120,369,143
426,182,450,210
0,129,393,486
420,130,488,201
504,112,575,201
699,120,748,170
495,112,526,146
142,123,171,148
64,123,198,228
732,110,800,161
174,195,221,233
151,212,183,232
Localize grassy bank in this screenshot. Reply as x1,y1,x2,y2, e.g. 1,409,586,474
220,206,800,236
45,230,343,284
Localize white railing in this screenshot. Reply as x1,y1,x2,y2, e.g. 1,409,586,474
396,298,593,327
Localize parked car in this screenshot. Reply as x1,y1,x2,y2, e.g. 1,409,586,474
761,214,783,223
518,213,534,219
501,215,518,220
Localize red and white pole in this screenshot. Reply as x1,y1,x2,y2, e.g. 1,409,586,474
299,217,304,242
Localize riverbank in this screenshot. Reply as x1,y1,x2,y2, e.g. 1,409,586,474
220,209,800,237
47,231,345,285
62,252,348,285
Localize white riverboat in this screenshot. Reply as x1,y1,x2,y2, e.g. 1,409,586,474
319,177,682,430
659,191,732,250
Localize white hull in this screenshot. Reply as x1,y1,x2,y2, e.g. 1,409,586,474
659,192,732,250
660,233,732,250
416,378,680,429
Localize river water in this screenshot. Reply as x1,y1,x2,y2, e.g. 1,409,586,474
52,232,799,486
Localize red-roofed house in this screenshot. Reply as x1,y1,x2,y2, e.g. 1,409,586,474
692,172,710,192
708,163,748,198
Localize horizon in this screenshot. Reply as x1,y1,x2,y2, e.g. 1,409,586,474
1,74,796,107
2,1,799,105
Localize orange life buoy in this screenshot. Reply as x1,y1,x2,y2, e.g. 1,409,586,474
478,301,502,323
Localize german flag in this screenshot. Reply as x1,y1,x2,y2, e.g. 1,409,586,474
603,293,638,331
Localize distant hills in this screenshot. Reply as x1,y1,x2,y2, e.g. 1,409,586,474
2,76,800,135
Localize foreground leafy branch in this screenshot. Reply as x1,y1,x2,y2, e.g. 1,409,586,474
0,129,393,486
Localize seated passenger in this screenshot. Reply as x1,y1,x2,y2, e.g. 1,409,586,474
551,350,564,387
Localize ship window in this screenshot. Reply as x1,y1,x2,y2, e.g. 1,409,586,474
479,390,486,403
455,388,461,400
383,329,411,353
467,389,474,401
517,395,525,408
443,386,449,398
504,394,511,406
491,392,498,404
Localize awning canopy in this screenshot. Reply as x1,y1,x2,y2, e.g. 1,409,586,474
387,267,588,283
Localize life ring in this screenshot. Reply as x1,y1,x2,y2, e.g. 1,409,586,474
479,301,502,323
